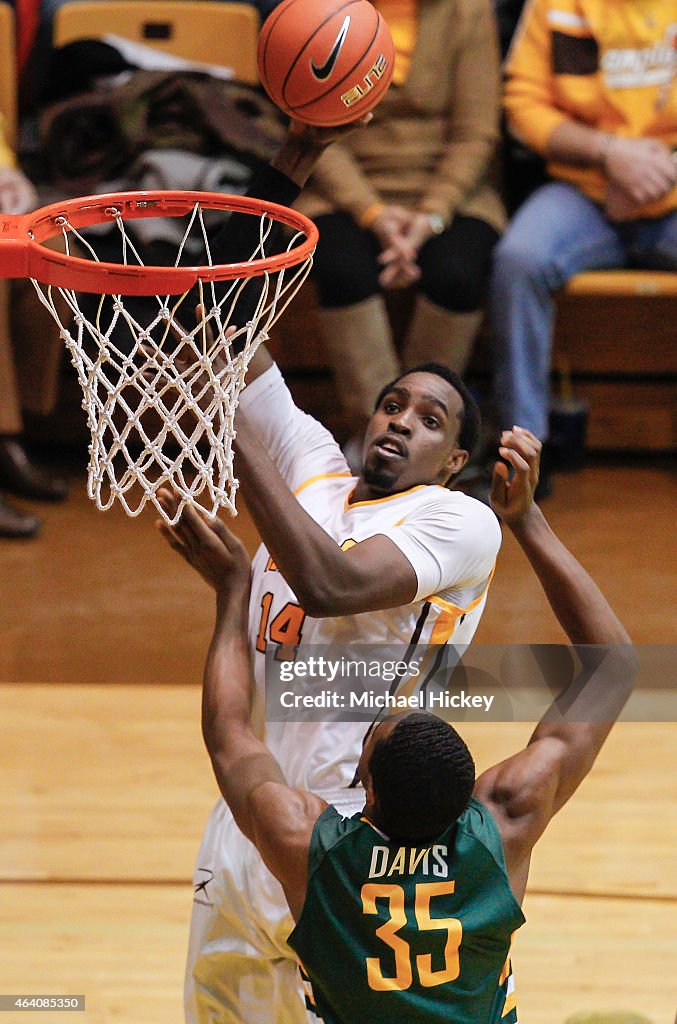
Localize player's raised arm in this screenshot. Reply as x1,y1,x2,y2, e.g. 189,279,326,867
474,428,638,897
155,489,326,917
233,367,495,617
207,118,372,384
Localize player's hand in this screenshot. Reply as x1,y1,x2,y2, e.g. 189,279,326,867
603,137,676,206
273,114,373,186
156,486,251,598
288,111,373,146
489,427,542,525
0,166,38,215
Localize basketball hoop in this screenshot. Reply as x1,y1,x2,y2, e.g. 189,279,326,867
0,190,318,524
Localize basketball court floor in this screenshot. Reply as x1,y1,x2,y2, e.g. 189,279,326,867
1,455,675,1023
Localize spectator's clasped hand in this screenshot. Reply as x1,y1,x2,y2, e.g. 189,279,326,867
604,137,677,222
0,166,38,216
372,207,442,290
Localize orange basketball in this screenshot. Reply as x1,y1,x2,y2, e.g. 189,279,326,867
257,0,395,127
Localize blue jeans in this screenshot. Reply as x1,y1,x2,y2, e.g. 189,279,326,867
489,182,677,439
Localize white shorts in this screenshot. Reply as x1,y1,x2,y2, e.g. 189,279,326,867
185,789,365,1024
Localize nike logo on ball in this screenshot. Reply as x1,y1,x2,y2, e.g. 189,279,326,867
310,16,351,80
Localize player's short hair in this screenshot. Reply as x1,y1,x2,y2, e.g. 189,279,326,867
373,363,481,458
368,712,475,842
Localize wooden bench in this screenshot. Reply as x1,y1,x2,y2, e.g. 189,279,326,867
563,270,677,298
552,270,676,451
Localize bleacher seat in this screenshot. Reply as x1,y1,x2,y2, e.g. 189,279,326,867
553,270,676,451
0,1,16,146
565,270,677,298
53,0,260,84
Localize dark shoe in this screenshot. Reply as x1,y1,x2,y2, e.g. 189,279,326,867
0,494,42,538
0,437,69,502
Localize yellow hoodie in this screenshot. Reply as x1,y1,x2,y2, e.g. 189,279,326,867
504,0,677,217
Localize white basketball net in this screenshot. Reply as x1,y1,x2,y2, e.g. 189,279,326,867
30,201,314,525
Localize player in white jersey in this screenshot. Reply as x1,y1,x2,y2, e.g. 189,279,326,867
243,362,500,793
165,123,502,1024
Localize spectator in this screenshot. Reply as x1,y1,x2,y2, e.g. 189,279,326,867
490,0,677,495
0,117,68,538
294,0,505,454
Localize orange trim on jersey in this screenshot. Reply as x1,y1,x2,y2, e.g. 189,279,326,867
429,607,465,645
391,568,496,695
293,472,352,497
426,566,496,644
427,594,467,614
344,483,445,512
426,563,496,614
360,816,390,840
502,991,517,1016
297,957,316,1006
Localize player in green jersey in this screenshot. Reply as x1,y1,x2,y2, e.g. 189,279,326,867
158,426,636,1023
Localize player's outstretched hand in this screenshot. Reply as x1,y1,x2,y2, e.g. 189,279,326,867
288,112,373,146
156,487,251,598
273,114,373,186
489,427,542,525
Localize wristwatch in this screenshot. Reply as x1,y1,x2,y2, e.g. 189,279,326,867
425,212,446,235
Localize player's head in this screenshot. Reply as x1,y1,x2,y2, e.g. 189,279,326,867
361,364,481,495
359,711,476,842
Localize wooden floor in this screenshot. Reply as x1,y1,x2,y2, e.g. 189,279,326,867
1,453,676,1022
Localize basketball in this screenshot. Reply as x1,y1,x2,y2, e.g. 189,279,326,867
257,0,395,127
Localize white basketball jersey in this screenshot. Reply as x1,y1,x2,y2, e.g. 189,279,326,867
240,364,501,791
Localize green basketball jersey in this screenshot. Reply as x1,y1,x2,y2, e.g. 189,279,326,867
288,797,525,1024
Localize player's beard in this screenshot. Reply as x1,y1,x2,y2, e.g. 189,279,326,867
361,459,400,492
